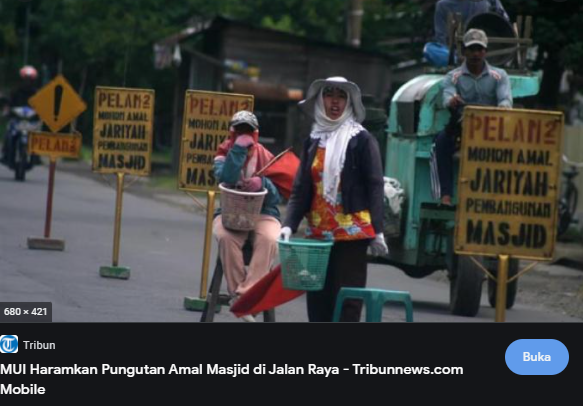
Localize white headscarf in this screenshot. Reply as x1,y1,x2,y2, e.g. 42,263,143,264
310,90,364,205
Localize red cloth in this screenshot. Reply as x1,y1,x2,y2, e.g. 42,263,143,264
215,129,273,176
216,128,259,158
261,150,300,199
230,264,305,317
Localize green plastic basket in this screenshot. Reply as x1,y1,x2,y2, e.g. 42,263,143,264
278,238,333,291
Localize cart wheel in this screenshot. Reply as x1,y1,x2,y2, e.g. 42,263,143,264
487,258,519,309
449,255,484,317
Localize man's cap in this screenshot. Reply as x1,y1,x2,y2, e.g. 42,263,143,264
298,76,366,123
463,29,488,49
230,110,259,130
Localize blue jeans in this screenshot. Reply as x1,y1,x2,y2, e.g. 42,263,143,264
423,42,452,67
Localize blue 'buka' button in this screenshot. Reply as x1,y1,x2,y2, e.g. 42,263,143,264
505,339,569,375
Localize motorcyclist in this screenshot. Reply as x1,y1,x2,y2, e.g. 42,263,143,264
1,66,39,164
10,66,39,107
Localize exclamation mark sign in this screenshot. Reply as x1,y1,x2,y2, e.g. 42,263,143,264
54,85,63,122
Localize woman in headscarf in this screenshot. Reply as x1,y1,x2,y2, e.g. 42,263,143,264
213,110,282,322
281,77,388,322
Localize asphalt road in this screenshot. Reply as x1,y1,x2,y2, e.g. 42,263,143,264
0,160,580,323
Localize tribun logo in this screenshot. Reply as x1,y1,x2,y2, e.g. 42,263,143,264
0,335,19,353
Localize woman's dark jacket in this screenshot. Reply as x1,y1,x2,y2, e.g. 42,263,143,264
283,130,384,234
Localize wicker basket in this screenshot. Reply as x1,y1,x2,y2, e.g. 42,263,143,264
219,183,267,231
278,238,333,291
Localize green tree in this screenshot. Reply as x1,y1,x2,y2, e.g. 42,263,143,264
2,0,581,131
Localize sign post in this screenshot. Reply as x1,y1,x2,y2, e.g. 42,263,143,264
495,254,509,322
26,75,87,251
44,157,56,239
199,191,216,300
92,86,154,279
178,90,254,311
112,173,126,268
455,106,564,322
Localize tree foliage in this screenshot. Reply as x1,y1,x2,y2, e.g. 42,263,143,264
1,0,581,127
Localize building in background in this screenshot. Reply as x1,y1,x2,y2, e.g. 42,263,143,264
154,16,394,168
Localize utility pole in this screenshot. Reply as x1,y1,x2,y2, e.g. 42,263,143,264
346,0,364,47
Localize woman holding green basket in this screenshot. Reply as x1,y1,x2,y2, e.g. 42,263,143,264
281,76,388,322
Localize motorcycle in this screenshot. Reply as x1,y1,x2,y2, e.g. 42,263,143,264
2,106,41,181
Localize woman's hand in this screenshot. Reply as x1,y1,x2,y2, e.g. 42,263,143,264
369,233,388,256
240,176,262,192
234,134,255,148
280,227,292,242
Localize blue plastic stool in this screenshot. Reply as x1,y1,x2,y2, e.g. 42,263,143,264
332,287,414,322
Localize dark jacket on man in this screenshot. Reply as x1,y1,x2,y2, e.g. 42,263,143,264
10,85,37,108
284,130,385,235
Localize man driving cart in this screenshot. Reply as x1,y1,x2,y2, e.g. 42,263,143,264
432,28,512,206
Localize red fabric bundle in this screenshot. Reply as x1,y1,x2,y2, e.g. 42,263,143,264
255,148,300,199
230,264,305,317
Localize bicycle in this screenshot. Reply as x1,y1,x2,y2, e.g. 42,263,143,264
557,154,581,237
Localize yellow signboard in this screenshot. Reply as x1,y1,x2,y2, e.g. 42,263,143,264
28,75,87,133
178,91,254,191
92,87,154,176
28,131,82,159
455,106,564,260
